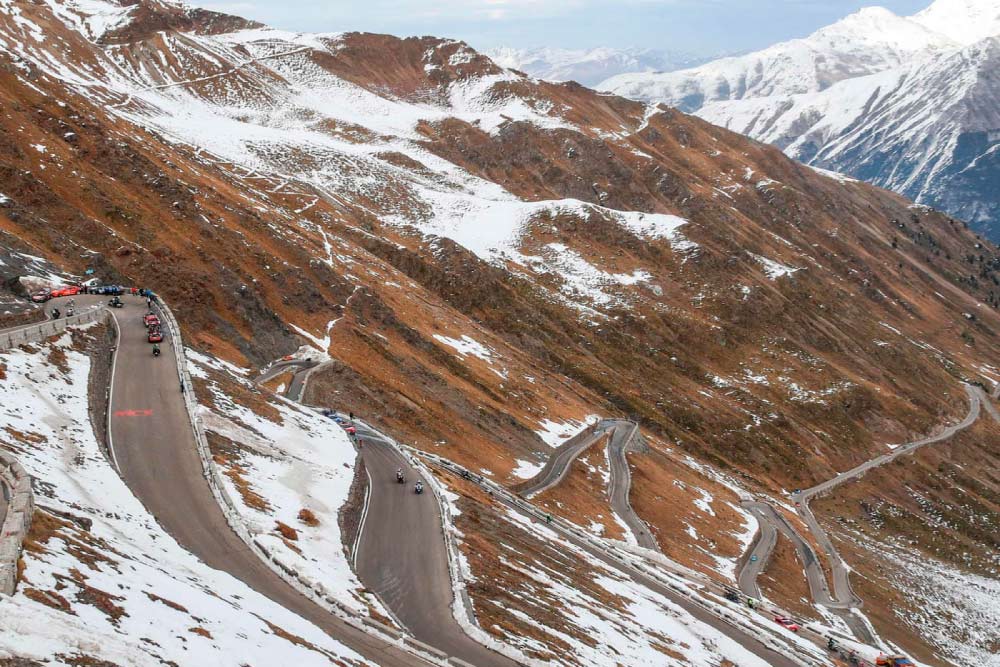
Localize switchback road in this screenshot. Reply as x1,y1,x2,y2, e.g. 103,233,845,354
422,454,805,667
512,420,613,496
791,384,980,611
605,421,659,550
88,295,436,667
351,423,519,666
514,419,658,550
739,383,983,643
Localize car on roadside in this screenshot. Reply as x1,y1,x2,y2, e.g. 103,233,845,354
774,616,800,632
31,290,52,303
144,314,161,328
147,327,163,343
50,285,81,298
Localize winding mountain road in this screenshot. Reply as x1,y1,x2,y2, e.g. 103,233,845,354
263,360,520,663
350,423,520,667
739,383,983,642
791,384,980,607
515,419,658,550
605,421,659,550
512,420,613,496
42,295,438,667
422,454,805,667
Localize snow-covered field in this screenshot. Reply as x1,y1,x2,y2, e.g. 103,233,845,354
494,506,797,667
0,329,367,666
187,350,385,617
534,414,598,448
865,535,1000,667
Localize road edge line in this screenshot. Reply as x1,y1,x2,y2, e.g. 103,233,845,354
155,302,449,667
351,463,373,566
105,309,122,472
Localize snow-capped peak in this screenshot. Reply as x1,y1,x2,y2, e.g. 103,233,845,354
911,0,1000,45
810,5,958,52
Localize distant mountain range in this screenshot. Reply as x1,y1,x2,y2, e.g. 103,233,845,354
600,0,1000,240
485,46,708,87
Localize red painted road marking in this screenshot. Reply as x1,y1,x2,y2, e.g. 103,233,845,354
114,409,153,417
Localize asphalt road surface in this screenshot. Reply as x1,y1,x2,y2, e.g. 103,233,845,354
351,422,521,667
605,422,659,551
512,420,613,496
738,502,836,605
736,504,777,600
514,420,658,551
95,295,437,667
739,384,982,643
792,383,980,608
426,457,804,667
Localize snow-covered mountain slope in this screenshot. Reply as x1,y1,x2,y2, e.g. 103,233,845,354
911,0,1000,44
600,0,1000,239
600,6,956,107
485,46,705,86
0,328,367,666
2,0,1000,663
695,36,1000,235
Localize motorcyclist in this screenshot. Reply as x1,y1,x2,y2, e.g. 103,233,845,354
51,308,60,319
152,343,161,357
396,468,404,483
414,481,424,494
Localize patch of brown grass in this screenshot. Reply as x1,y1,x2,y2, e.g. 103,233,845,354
23,587,73,614
3,426,47,445
220,462,271,512
53,655,122,667
297,508,320,527
145,591,189,613
188,627,212,639
68,576,127,625
275,521,298,541
21,511,73,555
22,509,120,573
46,346,69,374
758,534,815,619
0,656,45,666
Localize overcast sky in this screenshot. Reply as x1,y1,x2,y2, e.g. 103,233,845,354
198,0,934,55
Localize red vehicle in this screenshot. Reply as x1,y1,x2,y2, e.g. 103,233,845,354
31,290,52,303
345,425,357,435
144,314,161,328
50,285,81,298
774,617,800,632
147,327,163,343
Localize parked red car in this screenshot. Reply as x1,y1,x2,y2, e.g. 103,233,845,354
50,285,80,298
147,327,163,343
774,616,800,632
144,314,161,328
